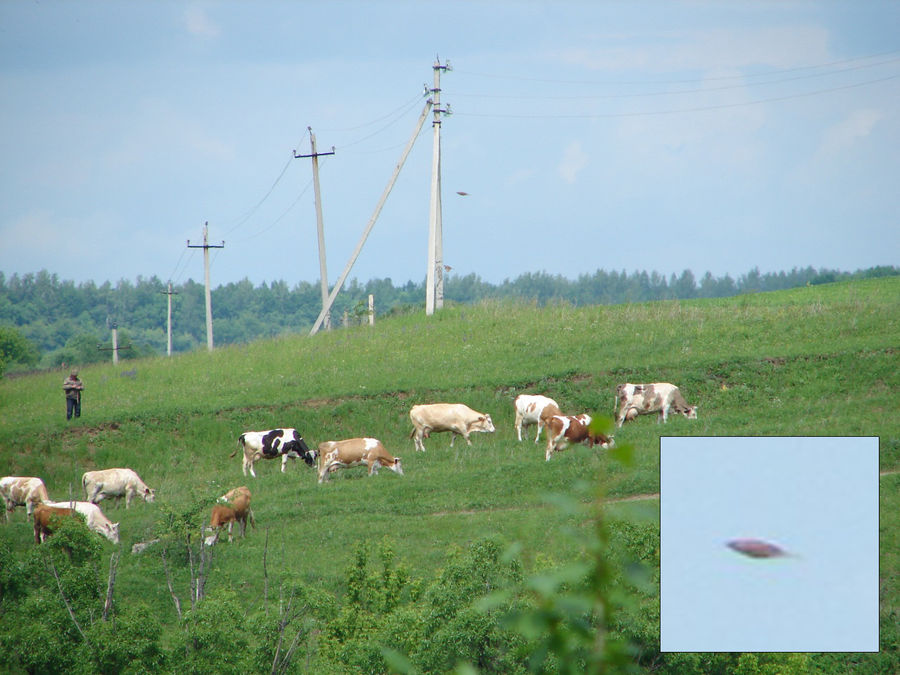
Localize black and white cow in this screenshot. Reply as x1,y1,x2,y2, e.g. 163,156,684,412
230,428,318,477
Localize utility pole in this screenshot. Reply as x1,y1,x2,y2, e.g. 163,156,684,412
187,222,224,352
426,57,451,315
160,283,179,356
309,98,433,335
294,128,335,331
97,321,131,364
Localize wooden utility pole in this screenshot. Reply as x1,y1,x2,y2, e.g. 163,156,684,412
426,57,451,316
160,283,179,356
295,128,335,331
187,222,224,352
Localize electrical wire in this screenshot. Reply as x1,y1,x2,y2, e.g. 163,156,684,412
454,73,900,120
450,55,900,102
453,48,900,87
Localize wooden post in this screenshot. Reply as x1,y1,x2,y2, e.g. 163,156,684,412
368,294,374,326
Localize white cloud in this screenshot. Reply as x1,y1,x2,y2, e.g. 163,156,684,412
184,6,221,39
817,109,885,158
558,141,588,183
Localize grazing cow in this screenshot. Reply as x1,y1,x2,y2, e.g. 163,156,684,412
317,438,403,483
614,383,698,427
230,428,318,477
82,468,156,508
409,403,496,452
1,476,50,521
513,395,562,443
33,504,78,544
545,414,614,461
46,500,120,544
205,486,254,545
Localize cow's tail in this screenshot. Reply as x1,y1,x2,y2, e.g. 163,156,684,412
230,434,245,459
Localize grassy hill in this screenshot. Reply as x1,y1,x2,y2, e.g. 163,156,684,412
1,276,898,673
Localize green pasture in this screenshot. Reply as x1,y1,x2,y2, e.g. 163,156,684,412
1,276,898,672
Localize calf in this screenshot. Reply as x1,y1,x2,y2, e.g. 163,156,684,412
46,500,120,544
513,394,562,443
231,428,318,477
1,476,50,521
205,487,254,545
545,414,614,461
409,403,496,452
82,468,156,508
614,382,698,427
317,438,403,483
33,504,78,544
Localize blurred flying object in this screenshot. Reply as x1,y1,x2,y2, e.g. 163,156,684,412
726,538,790,559
456,191,469,196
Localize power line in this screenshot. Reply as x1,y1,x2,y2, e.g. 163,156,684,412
454,73,900,120
453,48,900,87
450,55,900,102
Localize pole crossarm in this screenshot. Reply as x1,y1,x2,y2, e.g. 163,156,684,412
308,99,434,336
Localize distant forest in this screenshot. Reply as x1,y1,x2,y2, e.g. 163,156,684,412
0,265,896,372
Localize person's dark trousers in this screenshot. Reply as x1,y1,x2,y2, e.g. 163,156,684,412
67,397,81,420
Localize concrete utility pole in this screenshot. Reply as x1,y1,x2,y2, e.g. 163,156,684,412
426,57,451,316
160,283,179,356
97,321,131,364
187,222,224,352
295,128,335,331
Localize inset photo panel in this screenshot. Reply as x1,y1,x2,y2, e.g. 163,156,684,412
660,436,879,653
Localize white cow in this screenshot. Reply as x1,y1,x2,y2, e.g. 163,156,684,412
317,438,403,483
0,476,50,520
513,394,561,442
409,403,496,452
82,468,156,508
614,383,698,427
45,500,120,544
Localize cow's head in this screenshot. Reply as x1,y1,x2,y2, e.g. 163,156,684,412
293,436,317,466
143,488,156,503
472,414,496,434
683,405,698,420
106,522,120,545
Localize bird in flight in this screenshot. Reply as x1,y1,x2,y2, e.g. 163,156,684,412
726,538,791,559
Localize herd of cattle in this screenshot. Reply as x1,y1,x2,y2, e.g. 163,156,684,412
2,382,697,548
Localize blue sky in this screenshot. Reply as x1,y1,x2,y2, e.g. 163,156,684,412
660,436,879,653
1,1,898,291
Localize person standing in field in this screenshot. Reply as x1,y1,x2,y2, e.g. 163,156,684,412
63,370,84,420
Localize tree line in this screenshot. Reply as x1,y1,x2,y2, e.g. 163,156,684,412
0,264,896,373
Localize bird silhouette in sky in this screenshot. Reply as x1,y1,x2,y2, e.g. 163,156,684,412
456,191,469,196
726,538,792,559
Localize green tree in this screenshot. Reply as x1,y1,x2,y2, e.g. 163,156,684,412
0,325,40,375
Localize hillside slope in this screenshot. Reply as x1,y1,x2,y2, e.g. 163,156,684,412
1,277,897,672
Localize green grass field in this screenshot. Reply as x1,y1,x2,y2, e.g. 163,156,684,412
1,276,898,673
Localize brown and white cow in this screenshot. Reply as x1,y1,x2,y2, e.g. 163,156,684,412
513,394,562,443
33,504,79,544
317,438,403,483
614,383,698,427
409,403,496,452
545,414,614,461
82,468,156,508
205,486,254,545
0,476,50,521
45,500,120,544
230,428,318,477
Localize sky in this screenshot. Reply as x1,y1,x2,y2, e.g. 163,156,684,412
660,436,880,653
1,1,899,292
